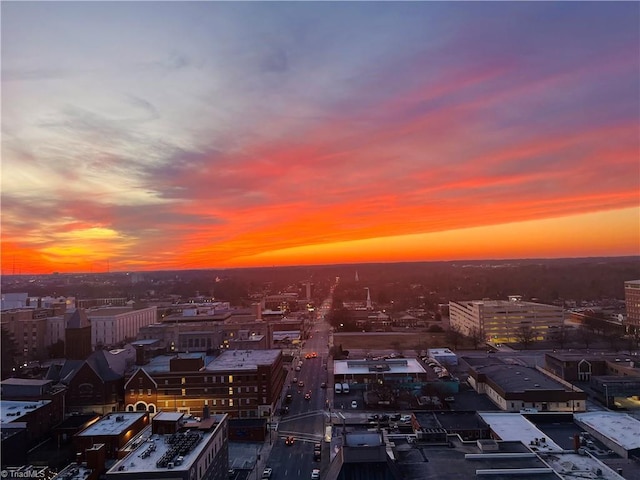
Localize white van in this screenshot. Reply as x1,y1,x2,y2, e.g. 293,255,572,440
334,383,342,394
342,383,350,394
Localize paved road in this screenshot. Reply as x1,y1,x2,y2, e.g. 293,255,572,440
267,308,332,480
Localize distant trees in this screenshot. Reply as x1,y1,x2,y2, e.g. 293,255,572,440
428,324,444,333
48,339,65,358
516,326,535,349
548,325,571,349
328,306,356,331
468,328,484,350
445,326,463,350
576,327,596,349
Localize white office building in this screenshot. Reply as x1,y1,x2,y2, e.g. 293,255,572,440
89,306,157,349
449,296,563,344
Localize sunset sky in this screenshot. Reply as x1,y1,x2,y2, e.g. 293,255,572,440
2,2,639,274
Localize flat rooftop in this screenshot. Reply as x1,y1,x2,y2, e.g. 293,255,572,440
574,412,640,451
1,378,53,387
107,415,226,475
153,412,184,422
476,364,568,392
334,358,427,376
204,349,281,372
140,353,212,374
0,400,51,423
478,412,563,452
87,307,135,316
273,331,301,341
77,412,146,437
539,452,625,480
394,438,558,480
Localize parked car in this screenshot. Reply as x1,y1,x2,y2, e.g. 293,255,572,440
311,469,320,479
320,382,327,389
351,400,358,409
262,467,272,479
298,381,305,388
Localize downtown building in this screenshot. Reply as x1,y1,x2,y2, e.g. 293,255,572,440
624,280,640,334
124,349,286,419
88,305,157,349
449,295,563,344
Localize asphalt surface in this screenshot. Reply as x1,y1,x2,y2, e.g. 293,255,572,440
263,304,333,480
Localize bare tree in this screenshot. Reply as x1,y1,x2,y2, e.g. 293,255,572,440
446,325,463,350
576,327,595,349
548,324,571,349
468,327,483,350
516,326,535,350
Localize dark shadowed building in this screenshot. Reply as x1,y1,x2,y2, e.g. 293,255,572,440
65,308,92,360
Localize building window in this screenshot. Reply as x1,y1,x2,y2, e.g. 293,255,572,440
148,389,152,396
229,375,233,383
182,388,186,396
229,399,233,407
181,377,186,384
228,387,233,396
130,389,135,396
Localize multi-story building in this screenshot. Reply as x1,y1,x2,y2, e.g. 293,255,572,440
125,350,285,418
88,306,157,349
1,308,52,363
449,296,563,344
106,411,229,480
74,412,150,461
624,280,640,334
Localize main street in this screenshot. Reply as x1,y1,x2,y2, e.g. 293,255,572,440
266,310,332,480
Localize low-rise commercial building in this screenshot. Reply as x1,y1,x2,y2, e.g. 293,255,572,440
106,411,229,480
574,411,640,460
466,363,587,412
74,412,150,461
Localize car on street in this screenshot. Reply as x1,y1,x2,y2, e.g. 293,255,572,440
444,396,455,402
320,382,327,389
314,443,321,461
304,391,312,400
285,436,295,446
311,469,320,479
351,400,358,409
298,381,305,388
262,467,272,479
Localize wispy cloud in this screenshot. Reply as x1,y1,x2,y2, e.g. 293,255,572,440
2,1,638,273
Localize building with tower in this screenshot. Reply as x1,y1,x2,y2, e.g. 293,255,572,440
66,308,92,360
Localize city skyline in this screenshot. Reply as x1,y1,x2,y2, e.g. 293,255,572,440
2,2,639,274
